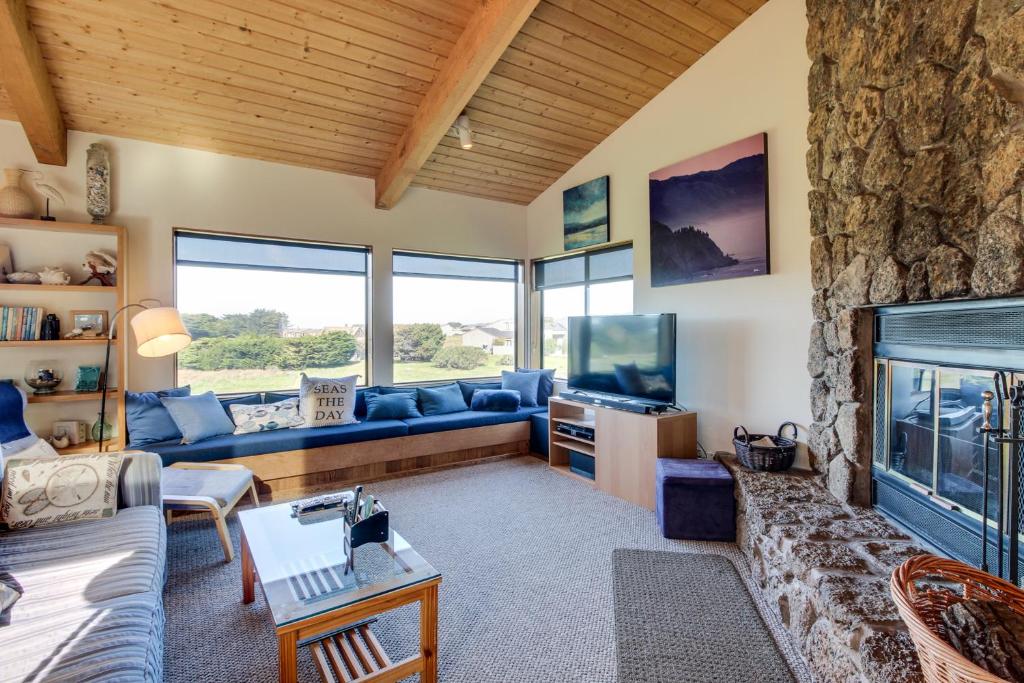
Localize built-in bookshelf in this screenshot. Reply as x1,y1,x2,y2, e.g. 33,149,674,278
0,217,127,452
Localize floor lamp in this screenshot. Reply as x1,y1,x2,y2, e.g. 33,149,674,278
97,301,192,451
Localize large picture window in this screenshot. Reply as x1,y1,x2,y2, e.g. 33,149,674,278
392,251,519,384
174,231,369,394
534,244,633,378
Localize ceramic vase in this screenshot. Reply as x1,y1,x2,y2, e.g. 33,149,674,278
86,143,111,224
0,169,35,219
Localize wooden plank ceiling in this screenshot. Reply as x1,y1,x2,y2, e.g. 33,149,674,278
0,0,764,205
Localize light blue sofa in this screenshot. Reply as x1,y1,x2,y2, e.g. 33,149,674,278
0,453,165,683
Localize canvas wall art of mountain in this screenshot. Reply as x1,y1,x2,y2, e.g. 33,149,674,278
649,133,769,287
563,175,609,250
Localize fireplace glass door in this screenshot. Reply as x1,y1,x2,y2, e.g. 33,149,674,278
888,363,935,488
936,370,999,518
884,362,1004,518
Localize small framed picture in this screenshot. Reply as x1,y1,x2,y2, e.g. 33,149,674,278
71,309,108,337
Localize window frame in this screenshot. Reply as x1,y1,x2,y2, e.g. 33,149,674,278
171,228,373,394
533,242,634,379
391,248,523,386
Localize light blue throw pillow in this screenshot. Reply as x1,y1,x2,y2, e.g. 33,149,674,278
418,383,468,416
517,367,556,406
126,385,191,446
160,391,236,444
501,370,541,408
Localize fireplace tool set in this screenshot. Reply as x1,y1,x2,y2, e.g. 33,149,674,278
979,372,1024,586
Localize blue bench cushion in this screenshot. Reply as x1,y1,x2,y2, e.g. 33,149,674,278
530,411,549,456
138,419,409,465
402,406,545,436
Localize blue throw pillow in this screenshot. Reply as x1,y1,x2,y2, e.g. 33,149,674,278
418,383,468,416
502,370,541,407
126,386,191,446
379,386,417,395
160,391,236,444
264,391,297,404
517,367,555,406
219,393,262,417
365,392,421,421
471,389,521,412
457,380,501,406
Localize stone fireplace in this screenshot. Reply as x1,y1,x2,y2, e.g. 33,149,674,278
805,0,1024,505
726,3,1024,681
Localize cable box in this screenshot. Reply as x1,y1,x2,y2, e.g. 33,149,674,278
555,422,595,441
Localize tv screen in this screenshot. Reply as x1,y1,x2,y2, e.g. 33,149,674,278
567,314,676,404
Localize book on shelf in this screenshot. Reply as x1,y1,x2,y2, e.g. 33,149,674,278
1,306,46,341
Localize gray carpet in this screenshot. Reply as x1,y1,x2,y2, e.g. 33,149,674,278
163,456,810,682
613,550,796,683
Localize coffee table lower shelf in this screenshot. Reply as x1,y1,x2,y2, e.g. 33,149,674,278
308,618,421,683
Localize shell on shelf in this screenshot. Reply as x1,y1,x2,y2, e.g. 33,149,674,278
7,271,41,284
37,266,71,285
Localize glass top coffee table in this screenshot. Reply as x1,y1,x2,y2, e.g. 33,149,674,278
239,500,441,683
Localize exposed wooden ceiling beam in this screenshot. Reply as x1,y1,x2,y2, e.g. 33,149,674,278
374,0,539,209
0,0,65,165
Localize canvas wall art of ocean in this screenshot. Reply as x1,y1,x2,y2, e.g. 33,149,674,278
563,175,610,250
649,134,769,287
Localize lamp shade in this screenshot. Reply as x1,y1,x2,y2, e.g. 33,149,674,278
130,306,192,358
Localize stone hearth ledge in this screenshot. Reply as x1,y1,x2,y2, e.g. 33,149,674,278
719,454,927,683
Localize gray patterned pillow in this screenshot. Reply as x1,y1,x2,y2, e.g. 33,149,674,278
230,398,304,434
1,453,123,529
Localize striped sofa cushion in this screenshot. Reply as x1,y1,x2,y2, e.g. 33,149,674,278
0,506,165,682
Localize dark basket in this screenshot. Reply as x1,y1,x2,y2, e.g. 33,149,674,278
733,422,798,472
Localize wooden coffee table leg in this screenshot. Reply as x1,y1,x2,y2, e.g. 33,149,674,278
278,630,298,683
241,530,255,604
420,583,439,683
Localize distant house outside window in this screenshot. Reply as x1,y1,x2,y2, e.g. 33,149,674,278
392,250,520,384
534,244,633,378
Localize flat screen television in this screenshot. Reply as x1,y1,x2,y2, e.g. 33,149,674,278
567,314,676,404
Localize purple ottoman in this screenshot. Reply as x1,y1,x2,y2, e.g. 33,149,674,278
656,458,735,541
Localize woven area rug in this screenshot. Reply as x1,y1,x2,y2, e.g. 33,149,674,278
613,549,797,683
163,457,810,682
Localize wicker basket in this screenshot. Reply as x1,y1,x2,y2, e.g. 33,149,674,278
732,422,797,472
890,554,1024,683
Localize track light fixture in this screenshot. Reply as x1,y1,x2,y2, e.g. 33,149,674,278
449,111,473,150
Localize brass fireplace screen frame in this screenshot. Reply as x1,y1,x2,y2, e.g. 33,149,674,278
873,359,1023,528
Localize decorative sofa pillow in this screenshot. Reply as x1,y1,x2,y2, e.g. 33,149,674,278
501,370,541,408
471,389,521,412
160,391,236,444
365,392,421,421
219,393,262,417
230,398,304,434
1,453,124,529
126,385,191,446
517,367,555,405
417,383,468,416
457,380,501,406
300,374,358,428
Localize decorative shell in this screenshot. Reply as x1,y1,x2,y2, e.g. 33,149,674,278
48,433,70,449
37,266,71,285
7,271,40,284
82,250,117,274
64,328,84,339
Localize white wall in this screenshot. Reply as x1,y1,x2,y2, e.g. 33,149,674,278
0,121,526,390
526,0,813,464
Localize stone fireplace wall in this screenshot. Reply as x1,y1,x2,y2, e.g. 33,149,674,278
805,0,1024,504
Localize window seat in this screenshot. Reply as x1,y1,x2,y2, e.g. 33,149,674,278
132,403,548,492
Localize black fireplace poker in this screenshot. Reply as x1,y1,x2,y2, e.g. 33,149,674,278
983,373,1024,586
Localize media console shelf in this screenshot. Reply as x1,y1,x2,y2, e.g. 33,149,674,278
546,396,697,510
